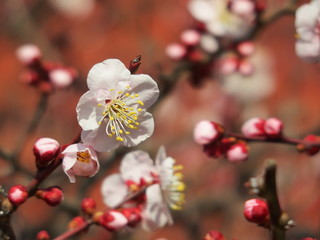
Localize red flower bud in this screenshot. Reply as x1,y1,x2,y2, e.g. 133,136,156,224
8,185,28,206
264,118,283,138
194,121,225,145
33,138,60,169
120,207,142,227
227,141,249,162
297,135,320,156
241,118,265,137
97,210,128,231
244,198,269,224
203,230,225,240
81,197,96,216
36,230,50,240
68,216,86,231
36,186,63,206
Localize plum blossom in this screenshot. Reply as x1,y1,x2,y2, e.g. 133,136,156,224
188,0,256,39
101,147,185,231
62,143,99,183
77,59,159,152
295,0,320,62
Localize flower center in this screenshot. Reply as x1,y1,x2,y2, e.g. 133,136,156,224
166,163,186,210
98,88,144,142
76,151,91,163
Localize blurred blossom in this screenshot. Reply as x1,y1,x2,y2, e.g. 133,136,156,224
16,44,41,65
62,143,99,183
193,120,224,145
78,59,159,152
49,68,74,89
226,141,248,162
188,0,256,39
165,43,187,61
295,0,320,62
241,118,266,137
220,48,275,102
101,147,185,231
180,29,201,46
49,0,95,18
200,34,219,53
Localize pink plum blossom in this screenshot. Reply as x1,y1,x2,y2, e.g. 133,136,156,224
241,118,265,137
295,1,320,62
77,59,159,152
33,137,60,168
193,121,224,145
62,143,99,183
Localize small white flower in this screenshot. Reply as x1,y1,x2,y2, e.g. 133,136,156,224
101,147,185,231
295,1,320,62
62,143,100,183
77,59,159,152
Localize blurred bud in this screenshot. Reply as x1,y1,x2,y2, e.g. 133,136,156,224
203,230,225,240
237,41,255,56
194,121,225,145
181,29,201,46
68,216,86,230
8,185,28,206
218,57,238,75
128,55,142,74
81,197,96,216
229,0,255,19
36,186,64,206
203,137,236,158
241,118,265,137
36,230,50,240
97,210,128,231
264,117,283,138
49,68,74,89
16,44,41,65
200,34,219,53
227,141,249,162
165,43,187,61
33,138,60,169
297,135,320,156
120,207,142,227
238,60,254,76
21,71,40,85
244,198,269,224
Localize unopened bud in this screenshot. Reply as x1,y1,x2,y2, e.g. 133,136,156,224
194,121,224,145
165,43,187,61
238,60,254,76
36,186,63,206
264,117,283,138
297,135,320,155
36,230,50,240
120,207,142,227
218,57,238,75
68,216,86,231
237,41,255,56
181,29,201,46
33,138,60,169
81,197,96,216
16,44,41,65
229,0,255,19
98,210,128,231
244,198,269,224
241,118,265,137
200,34,219,53
227,142,249,162
8,185,28,206
203,230,225,240
128,55,142,74
49,68,74,89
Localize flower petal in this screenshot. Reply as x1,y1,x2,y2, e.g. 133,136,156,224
87,59,131,91
65,169,76,183
188,0,216,22
101,174,128,208
62,143,88,154
62,155,77,171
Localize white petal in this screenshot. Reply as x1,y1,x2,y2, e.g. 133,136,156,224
65,169,76,183
87,59,131,91
155,146,167,166
128,74,159,109
123,111,155,147
76,91,105,131
101,174,128,208
120,150,156,183
62,143,88,154
188,0,216,22
296,37,320,62
62,155,77,171
141,184,173,231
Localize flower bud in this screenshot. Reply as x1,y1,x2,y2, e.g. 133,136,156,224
36,186,63,206
49,68,74,89
229,0,255,19
226,142,249,162
16,44,41,65
203,230,225,240
244,198,269,224
165,43,187,61
181,29,201,46
33,138,60,169
297,135,320,156
218,57,238,75
97,210,128,231
200,34,219,53
120,207,142,227
241,118,265,137
36,230,50,240
81,197,96,216
68,216,86,231
238,60,254,76
8,185,28,206
264,117,283,138
237,41,255,56
194,121,224,145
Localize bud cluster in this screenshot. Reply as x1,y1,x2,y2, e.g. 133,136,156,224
241,117,283,138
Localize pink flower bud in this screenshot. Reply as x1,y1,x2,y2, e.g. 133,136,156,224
33,138,60,168
49,68,74,89
244,198,269,224
264,117,283,138
120,207,142,227
98,210,128,231
238,60,254,76
241,118,266,137
165,43,187,61
8,185,28,206
229,0,255,19
203,230,225,240
194,121,224,145
68,216,86,231
181,29,201,46
218,57,238,75
36,186,64,206
297,135,320,156
16,44,41,65
36,230,50,240
81,197,96,216
237,41,255,56
227,142,249,162
200,34,219,53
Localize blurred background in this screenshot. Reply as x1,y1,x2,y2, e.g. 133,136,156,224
1,0,320,239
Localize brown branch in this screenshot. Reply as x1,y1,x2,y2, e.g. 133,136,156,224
53,220,94,240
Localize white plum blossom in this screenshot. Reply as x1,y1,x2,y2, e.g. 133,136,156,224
188,0,255,39
295,0,320,62
62,143,99,183
77,59,159,152
101,147,185,231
